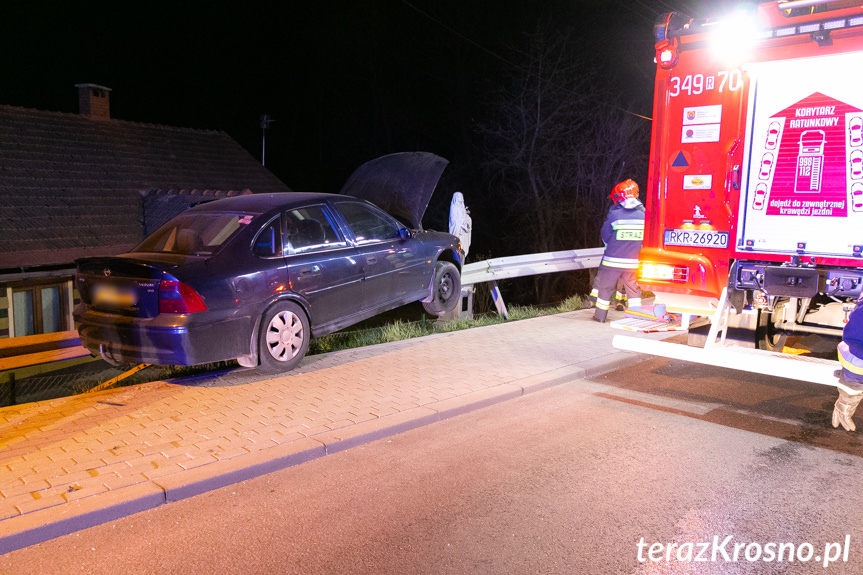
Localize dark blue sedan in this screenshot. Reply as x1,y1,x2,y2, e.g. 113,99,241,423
73,153,464,372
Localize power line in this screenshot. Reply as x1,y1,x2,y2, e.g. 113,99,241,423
400,0,653,121
653,0,685,15
400,0,519,69
629,0,664,24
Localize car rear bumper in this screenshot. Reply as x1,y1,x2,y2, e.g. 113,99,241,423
74,306,251,366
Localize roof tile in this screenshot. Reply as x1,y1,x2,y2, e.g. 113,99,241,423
0,104,292,269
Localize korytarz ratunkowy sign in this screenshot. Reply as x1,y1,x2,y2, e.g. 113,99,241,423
740,52,863,257
756,93,863,218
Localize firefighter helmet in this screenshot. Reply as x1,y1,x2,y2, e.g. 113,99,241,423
609,179,639,204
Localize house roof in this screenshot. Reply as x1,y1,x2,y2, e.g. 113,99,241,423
0,104,292,269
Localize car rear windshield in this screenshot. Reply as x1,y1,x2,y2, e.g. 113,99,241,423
133,212,257,255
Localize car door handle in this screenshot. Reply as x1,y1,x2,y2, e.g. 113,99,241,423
366,256,377,265
299,265,321,275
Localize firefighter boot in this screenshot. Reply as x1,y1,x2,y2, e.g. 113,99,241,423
832,388,863,432
587,288,598,309
593,307,608,323
614,291,627,312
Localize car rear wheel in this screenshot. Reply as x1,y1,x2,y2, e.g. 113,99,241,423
422,261,461,316
258,301,310,373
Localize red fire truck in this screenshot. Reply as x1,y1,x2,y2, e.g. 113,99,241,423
612,0,863,385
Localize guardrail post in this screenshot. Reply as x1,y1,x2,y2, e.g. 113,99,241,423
463,287,474,319
491,281,509,320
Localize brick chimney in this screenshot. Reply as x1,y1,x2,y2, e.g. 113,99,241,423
74,83,112,120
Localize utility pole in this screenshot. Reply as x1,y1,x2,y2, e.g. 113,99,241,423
260,114,275,166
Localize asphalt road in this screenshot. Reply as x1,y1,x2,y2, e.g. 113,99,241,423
3,357,863,574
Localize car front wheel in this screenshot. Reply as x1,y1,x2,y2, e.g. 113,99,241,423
422,261,461,316
258,301,310,373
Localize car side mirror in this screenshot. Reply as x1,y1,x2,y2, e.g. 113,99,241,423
398,228,412,241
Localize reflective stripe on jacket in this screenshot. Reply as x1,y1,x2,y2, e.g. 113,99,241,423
600,255,640,269
839,342,863,376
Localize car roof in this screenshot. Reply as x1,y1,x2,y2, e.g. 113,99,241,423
185,192,348,214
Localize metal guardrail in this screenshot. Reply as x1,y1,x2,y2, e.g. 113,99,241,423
461,248,604,286
458,248,604,318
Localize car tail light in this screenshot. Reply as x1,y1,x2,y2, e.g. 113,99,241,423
159,280,207,314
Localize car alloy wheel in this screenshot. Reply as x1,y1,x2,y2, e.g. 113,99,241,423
259,301,310,372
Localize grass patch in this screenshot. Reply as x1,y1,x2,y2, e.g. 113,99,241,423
309,294,585,354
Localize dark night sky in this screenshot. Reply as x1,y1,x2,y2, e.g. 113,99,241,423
1,1,742,194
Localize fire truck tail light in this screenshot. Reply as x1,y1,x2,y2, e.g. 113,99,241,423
657,46,678,68
641,263,674,281
640,263,690,283
656,42,678,68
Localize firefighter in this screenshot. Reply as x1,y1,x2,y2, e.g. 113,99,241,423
593,179,645,323
833,298,863,431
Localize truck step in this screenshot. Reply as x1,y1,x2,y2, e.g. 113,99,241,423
612,335,840,387
610,316,685,333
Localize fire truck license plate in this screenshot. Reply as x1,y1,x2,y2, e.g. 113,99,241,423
664,229,729,248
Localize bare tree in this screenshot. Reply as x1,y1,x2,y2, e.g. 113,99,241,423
476,21,650,304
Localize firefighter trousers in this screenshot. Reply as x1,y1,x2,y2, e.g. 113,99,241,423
593,265,641,322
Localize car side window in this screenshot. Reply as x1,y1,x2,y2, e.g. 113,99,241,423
338,202,400,244
253,216,284,258
286,205,346,253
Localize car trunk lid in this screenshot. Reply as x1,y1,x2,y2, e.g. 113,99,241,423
76,256,171,318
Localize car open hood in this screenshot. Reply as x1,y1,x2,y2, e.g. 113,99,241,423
339,152,449,230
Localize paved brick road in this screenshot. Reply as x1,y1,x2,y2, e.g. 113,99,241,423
0,310,671,553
